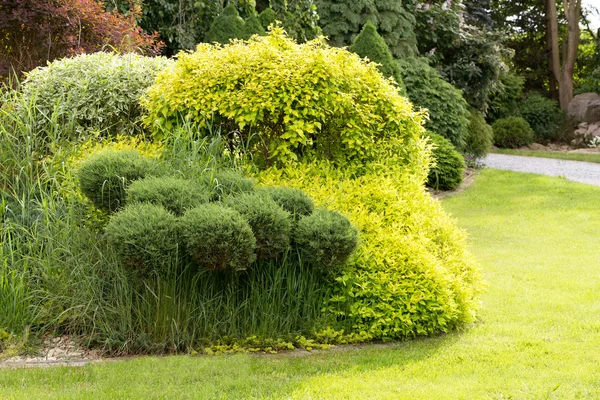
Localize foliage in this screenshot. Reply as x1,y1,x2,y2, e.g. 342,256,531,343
426,133,465,191
492,117,534,148
519,92,562,142
266,0,320,43
258,7,276,28
77,150,156,213
202,170,255,201
465,109,493,159
180,204,256,271
144,28,424,167
488,72,525,122
105,203,181,275
398,57,470,149
222,193,292,260
258,186,314,219
0,0,162,78
126,176,210,216
294,208,358,274
21,52,172,137
316,0,418,58
349,21,403,89
575,67,600,95
204,5,248,44
259,162,483,340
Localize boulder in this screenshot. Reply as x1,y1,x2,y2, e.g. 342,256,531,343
568,93,600,123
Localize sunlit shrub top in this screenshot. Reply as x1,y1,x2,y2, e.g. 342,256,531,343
143,28,424,167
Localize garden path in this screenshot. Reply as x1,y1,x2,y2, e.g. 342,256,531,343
484,153,600,186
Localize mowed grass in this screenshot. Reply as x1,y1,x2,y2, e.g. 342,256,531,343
1,169,600,399
492,147,600,163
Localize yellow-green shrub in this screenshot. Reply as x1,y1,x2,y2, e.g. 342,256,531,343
143,28,423,167
259,162,483,339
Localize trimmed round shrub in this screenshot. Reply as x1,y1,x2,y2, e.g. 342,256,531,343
258,186,314,219
294,208,358,274
426,133,465,191
77,150,155,213
105,203,180,275
222,193,291,260
143,28,425,168
127,176,210,216
492,117,534,148
204,5,247,44
180,204,256,271
22,52,172,136
398,57,470,149
464,109,493,159
202,170,254,201
519,92,561,142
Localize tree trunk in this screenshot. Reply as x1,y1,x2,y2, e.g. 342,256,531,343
545,5,559,101
547,0,582,111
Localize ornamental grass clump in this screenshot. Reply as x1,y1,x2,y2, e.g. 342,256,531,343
295,208,358,274
180,204,256,271
105,203,181,275
127,176,210,215
77,150,156,213
223,193,291,260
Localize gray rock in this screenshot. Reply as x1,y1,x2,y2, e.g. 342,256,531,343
568,93,600,123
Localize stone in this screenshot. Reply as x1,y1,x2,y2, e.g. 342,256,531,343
568,92,600,123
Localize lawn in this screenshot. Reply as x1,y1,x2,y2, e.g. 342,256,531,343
492,147,600,163
1,168,599,399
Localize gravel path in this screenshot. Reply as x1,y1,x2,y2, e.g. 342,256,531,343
484,153,600,186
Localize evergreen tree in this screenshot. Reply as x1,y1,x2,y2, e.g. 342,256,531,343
258,7,276,29
205,4,247,44
350,22,404,89
316,0,418,58
244,14,266,37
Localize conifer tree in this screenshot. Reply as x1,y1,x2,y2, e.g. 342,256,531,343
245,14,266,37
205,5,247,44
350,22,404,89
316,0,418,58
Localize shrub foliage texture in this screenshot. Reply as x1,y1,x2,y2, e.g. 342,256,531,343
492,117,534,149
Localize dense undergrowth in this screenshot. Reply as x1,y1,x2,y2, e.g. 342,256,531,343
1,30,483,355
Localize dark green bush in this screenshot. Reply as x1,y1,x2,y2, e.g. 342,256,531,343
204,5,247,44
259,186,314,219
492,117,534,148
519,92,561,142
127,176,210,216
258,8,276,29
223,193,291,260
180,204,256,271
77,150,155,213
244,15,266,38
350,22,404,89
575,67,600,95
488,72,524,122
464,109,493,159
202,170,254,201
399,57,470,149
105,203,181,275
294,208,358,274
426,133,465,191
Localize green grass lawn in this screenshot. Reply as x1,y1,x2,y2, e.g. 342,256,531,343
492,147,600,163
2,169,600,399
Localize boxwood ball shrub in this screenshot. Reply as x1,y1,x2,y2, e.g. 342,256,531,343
126,176,210,216
105,203,180,275
294,208,358,274
202,170,255,201
143,28,423,168
77,150,155,213
398,57,471,149
259,186,315,219
180,204,256,271
22,52,172,137
492,117,534,148
426,133,465,191
223,193,292,260
464,109,493,159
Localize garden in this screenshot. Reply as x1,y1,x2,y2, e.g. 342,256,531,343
1,0,600,398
